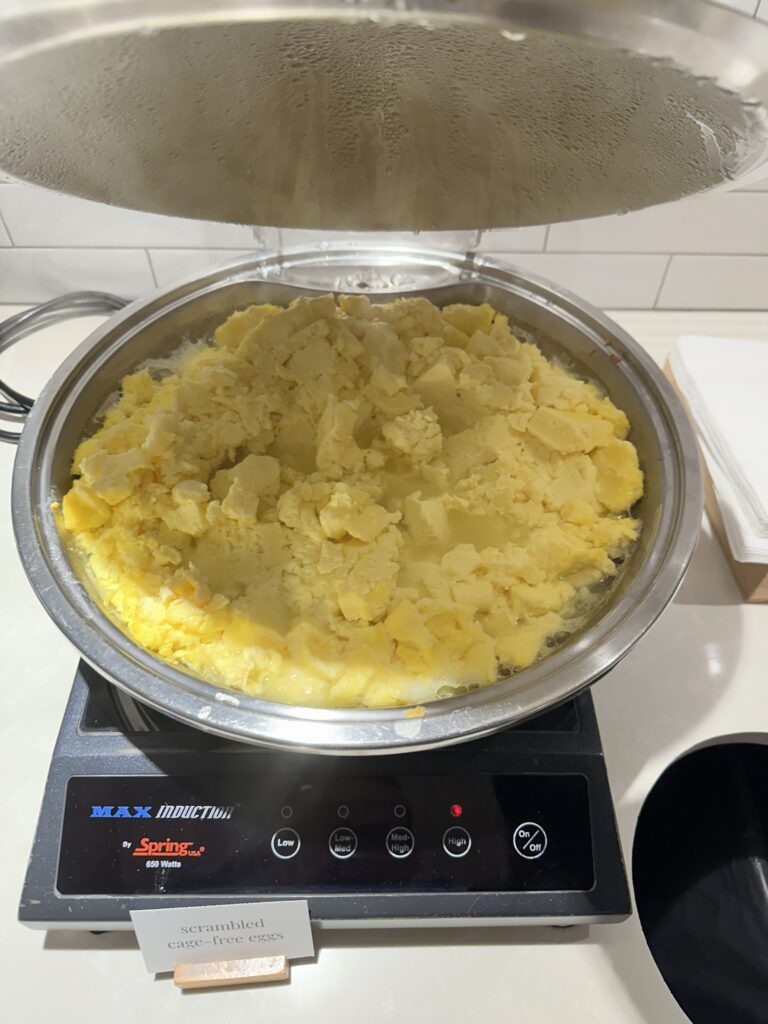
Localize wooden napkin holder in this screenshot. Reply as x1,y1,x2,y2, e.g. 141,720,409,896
174,954,289,990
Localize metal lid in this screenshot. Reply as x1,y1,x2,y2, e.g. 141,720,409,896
0,0,767,230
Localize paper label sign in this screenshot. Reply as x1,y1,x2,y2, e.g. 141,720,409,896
130,900,314,973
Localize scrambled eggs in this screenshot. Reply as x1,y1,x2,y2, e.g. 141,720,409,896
61,295,643,708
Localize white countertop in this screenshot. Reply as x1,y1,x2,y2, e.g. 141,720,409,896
2,305,767,1024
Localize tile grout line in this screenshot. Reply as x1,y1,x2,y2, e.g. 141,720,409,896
647,304,768,312
0,202,15,246
3,245,768,257
653,255,674,309
462,250,768,258
0,240,550,252
4,241,765,253
542,225,550,252
145,249,159,289
0,243,257,251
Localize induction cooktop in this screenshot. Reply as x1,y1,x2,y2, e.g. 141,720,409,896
19,662,630,929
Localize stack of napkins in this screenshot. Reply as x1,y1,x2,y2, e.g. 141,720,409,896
670,335,768,564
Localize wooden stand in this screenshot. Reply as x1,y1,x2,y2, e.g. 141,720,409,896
174,954,289,990
666,361,768,603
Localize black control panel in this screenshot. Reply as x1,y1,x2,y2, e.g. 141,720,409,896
57,773,594,896
20,666,631,927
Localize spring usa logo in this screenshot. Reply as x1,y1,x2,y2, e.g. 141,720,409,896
89,804,234,820
131,837,206,858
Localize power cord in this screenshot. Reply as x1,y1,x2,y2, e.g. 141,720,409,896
0,292,129,444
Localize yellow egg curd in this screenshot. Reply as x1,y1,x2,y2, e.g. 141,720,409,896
60,295,643,708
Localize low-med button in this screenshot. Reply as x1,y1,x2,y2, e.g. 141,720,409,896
443,826,472,858
329,827,358,860
386,826,415,859
271,827,301,859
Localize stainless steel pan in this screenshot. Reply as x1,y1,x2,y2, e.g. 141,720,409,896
9,248,703,753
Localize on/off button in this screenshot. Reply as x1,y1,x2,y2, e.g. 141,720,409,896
513,822,547,859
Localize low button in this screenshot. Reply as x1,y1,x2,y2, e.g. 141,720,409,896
271,827,301,860
513,821,547,860
443,826,472,858
329,827,358,860
386,826,415,859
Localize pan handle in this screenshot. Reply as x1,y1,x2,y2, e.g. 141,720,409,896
0,292,128,444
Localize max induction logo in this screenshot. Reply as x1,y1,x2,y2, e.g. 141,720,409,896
89,804,234,820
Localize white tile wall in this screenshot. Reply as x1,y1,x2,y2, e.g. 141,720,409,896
0,185,257,249
272,226,549,254
548,194,768,254
2,183,765,308
741,176,768,191
477,227,550,253
152,248,667,308
0,248,155,303
498,254,669,309
0,215,10,247
657,256,768,310
149,249,258,287
717,0,760,14
757,0,768,20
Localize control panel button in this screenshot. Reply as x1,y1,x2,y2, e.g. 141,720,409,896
386,826,415,859
329,827,358,860
443,826,472,858
271,827,301,860
513,821,547,859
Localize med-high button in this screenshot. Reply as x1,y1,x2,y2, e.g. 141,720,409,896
271,827,301,860
386,826,415,859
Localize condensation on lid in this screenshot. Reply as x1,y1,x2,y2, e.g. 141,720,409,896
0,0,766,230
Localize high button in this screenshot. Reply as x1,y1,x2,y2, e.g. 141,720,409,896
443,826,472,858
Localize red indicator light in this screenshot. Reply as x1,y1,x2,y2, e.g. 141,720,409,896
450,804,463,818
